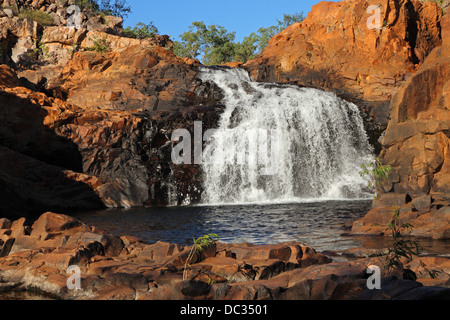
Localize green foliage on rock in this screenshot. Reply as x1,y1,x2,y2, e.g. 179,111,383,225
123,22,158,39
63,0,131,19
360,157,392,199
18,9,54,26
28,40,49,60
64,0,99,11
183,233,219,281
86,35,111,53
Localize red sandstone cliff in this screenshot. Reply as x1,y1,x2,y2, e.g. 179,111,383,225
351,12,450,239
244,0,443,127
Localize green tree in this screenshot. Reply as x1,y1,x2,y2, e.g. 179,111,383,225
174,12,305,65
65,0,131,19
98,0,131,19
174,21,236,65
233,11,306,62
277,12,306,30
234,32,259,63
253,12,305,55
385,208,421,277
124,22,158,39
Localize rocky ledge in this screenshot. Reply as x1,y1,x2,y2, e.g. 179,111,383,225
0,212,449,300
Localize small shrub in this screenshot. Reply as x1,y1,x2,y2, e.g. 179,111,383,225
62,0,131,20
67,43,78,56
18,9,54,26
360,157,392,199
385,208,421,275
28,40,49,60
63,0,99,11
86,35,111,53
183,234,219,281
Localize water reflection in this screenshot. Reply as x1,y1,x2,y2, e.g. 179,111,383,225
74,200,369,250
72,201,450,256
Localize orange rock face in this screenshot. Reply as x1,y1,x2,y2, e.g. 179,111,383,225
351,13,450,239
53,41,200,112
244,0,443,125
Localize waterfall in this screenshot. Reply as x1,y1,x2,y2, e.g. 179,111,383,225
199,67,374,205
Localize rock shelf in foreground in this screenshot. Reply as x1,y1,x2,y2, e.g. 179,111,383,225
0,212,449,300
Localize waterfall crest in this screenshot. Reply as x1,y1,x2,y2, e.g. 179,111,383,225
199,67,373,205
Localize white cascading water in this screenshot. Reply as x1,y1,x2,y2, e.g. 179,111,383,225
199,67,373,205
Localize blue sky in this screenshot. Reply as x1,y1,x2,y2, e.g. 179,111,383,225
124,0,326,42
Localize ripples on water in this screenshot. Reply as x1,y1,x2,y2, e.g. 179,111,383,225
74,200,374,251
73,200,450,256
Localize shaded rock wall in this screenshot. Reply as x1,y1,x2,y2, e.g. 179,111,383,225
0,0,226,214
0,62,223,215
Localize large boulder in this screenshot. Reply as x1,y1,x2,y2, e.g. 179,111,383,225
30,212,89,240
0,16,40,65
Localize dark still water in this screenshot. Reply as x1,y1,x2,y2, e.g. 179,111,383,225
73,200,375,252
72,200,450,255
71,200,450,256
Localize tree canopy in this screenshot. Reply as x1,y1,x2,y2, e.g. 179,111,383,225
173,12,305,65
69,0,131,19
173,21,237,65
123,22,159,39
